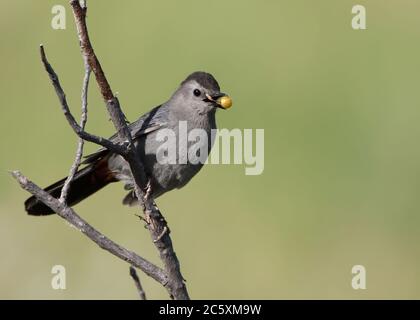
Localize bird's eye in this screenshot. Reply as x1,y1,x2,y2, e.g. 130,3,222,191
193,89,201,97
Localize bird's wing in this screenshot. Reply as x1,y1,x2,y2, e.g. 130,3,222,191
82,104,168,164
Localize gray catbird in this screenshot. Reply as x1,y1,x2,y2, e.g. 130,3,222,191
25,71,232,215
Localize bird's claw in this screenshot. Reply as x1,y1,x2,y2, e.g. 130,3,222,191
153,226,168,242
144,179,152,200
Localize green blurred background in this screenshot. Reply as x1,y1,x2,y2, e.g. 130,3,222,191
1,0,420,299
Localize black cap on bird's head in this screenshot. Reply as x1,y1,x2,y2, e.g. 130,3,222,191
181,71,220,92
177,71,233,110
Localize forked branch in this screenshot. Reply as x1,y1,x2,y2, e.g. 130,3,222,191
12,0,189,300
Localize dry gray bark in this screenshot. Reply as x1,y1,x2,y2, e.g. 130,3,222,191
129,266,147,300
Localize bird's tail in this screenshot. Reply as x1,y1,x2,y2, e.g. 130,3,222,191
25,160,115,216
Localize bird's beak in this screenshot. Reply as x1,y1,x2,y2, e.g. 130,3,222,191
205,93,233,110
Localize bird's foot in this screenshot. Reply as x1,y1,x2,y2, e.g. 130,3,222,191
153,226,168,243
144,179,152,200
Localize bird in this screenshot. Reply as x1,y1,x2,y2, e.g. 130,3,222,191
25,71,232,215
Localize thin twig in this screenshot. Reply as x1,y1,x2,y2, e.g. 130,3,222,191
39,45,127,156
129,266,147,300
59,58,91,203
11,170,168,285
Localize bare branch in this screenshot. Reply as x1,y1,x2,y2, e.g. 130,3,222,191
59,58,91,203
39,45,127,155
70,0,132,142
69,0,189,299
129,266,147,300
70,0,114,101
11,170,167,286
13,0,189,300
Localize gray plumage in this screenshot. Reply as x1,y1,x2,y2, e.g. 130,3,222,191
25,71,230,215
